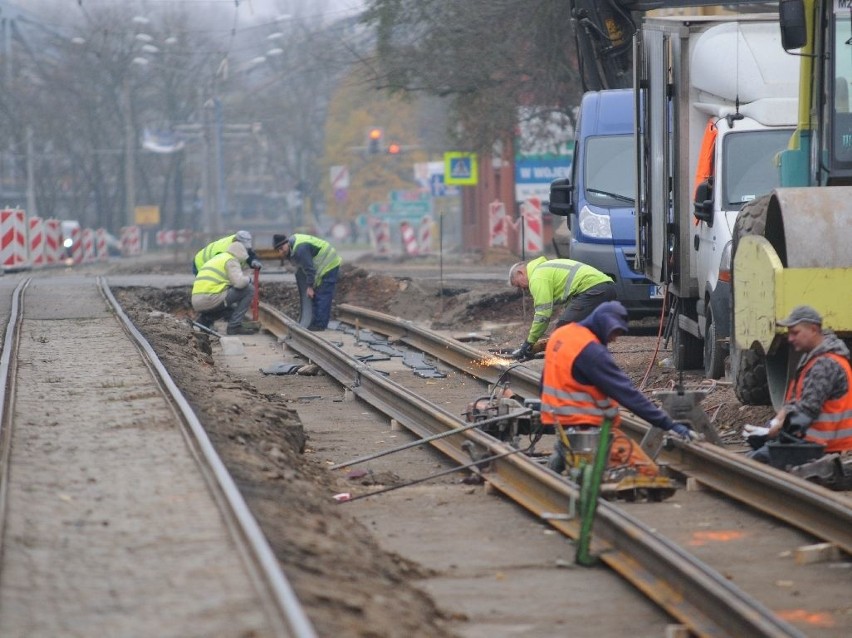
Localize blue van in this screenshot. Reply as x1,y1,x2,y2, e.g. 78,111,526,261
549,89,661,318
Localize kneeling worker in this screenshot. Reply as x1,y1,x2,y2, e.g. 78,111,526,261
508,256,617,360
541,301,697,475
748,305,852,463
192,230,262,275
191,241,258,336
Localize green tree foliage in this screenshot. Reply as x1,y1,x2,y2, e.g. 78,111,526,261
361,0,584,152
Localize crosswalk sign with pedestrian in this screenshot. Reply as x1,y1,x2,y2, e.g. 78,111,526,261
444,152,478,186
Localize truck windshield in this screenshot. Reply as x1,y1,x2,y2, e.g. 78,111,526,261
585,136,635,206
722,129,792,208
831,12,852,164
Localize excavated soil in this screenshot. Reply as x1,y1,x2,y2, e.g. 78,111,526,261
110,255,775,636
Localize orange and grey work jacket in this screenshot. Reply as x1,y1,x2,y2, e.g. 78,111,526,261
786,352,852,453
540,323,621,428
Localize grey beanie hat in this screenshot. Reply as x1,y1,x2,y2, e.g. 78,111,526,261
234,230,252,249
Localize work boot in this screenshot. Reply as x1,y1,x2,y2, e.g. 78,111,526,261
197,313,215,329
226,325,259,336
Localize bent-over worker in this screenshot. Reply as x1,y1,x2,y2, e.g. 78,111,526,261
273,233,341,331
191,241,258,336
192,230,262,274
748,305,852,463
541,301,697,475
508,256,616,360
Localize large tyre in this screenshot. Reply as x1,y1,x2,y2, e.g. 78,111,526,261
730,196,772,405
672,299,703,370
703,306,726,380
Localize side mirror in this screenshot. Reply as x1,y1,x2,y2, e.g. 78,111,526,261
693,180,713,225
779,0,807,51
549,177,573,216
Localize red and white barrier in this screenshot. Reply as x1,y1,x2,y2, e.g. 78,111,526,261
400,220,419,256
121,226,142,256
45,219,62,264
1,208,28,271
520,197,544,254
418,215,433,255
96,228,109,261
68,225,83,264
176,229,193,245
368,217,391,256
29,216,45,268
488,200,508,247
81,228,96,263
156,229,176,246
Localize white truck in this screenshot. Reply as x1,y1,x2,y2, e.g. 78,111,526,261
633,15,800,384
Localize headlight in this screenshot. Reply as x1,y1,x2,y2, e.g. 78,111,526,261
578,205,612,239
63,238,73,248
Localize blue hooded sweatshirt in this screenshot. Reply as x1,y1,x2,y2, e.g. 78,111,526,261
570,301,676,431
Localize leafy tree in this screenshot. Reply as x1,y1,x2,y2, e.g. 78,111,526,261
361,0,583,152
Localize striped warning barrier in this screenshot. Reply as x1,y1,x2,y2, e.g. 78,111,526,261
120,226,142,256
520,197,544,254
489,200,507,247
400,220,419,256
369,216,391,256
29,216,45,268
1,208,28,271
96,228,109,261
417,215,434,255
68,225,82,264
44,219,62,264
81,228,96,263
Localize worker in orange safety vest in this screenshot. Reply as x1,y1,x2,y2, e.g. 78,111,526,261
540,301,698,475
748,305,852,463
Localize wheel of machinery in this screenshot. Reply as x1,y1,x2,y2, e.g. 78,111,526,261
730,195,772,406
703,305,726,380
672,299,703,371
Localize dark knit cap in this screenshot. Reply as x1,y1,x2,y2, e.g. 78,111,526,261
272,234,289,249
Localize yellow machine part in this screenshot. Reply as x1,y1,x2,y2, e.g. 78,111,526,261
733,186,852,356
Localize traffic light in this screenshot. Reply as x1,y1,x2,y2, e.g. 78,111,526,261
367,127,383,154
387,142,401,155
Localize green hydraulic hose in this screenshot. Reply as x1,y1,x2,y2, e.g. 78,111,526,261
575,412,615,566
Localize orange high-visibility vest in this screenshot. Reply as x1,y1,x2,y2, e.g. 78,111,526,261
540,323,621,428
785,352,852,453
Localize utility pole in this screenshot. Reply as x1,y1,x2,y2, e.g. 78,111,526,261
26,126,35,216
123,77,136,227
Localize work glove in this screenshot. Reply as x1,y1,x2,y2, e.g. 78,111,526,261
670,423,699,442
250,259,263,270
511,342,533,361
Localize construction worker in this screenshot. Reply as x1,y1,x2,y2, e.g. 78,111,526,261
192,230,262,275
508,256,617,360
273,233,342,331
191,241,258,336
541,301,697,474
747,305,852,463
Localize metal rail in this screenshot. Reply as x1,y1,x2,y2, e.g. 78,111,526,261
102,280,317,638
260,302,804,638
336,303,852,555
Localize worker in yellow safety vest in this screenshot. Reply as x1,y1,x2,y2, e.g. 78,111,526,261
191,241,257,336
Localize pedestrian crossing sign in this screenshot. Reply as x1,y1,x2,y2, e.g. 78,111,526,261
444,152,478,186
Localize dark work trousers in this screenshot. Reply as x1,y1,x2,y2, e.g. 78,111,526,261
224,284,254,330
309,266,340,330
555,281,618,327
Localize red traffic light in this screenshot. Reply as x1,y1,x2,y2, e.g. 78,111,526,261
387,142,401,155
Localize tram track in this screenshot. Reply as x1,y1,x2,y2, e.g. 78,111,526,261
0,277,315,637
333,303,852,556
258,300,836,638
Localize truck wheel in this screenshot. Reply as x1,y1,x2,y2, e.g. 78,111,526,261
703,307,726,380
730,195,772,405
672,300,703,370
